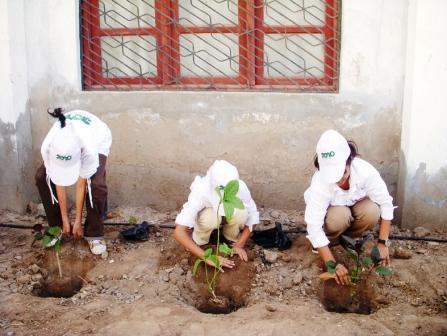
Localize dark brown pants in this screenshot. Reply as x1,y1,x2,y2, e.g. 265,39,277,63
35,155,108,237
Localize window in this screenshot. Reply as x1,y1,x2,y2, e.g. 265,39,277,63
81,0,340,91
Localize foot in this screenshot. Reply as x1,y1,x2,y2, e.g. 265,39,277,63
87,239,107,255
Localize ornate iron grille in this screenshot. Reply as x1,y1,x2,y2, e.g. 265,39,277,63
81,0,340,91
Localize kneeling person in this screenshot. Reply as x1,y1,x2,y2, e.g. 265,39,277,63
174,160,259,269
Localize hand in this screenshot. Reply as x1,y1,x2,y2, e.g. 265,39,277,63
334,263,349,286
377,244,391,266
205,256,235,272
72,221,83,239
62,219,71,236
232,246,248,262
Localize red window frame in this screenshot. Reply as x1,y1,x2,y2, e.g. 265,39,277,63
81,0,340,91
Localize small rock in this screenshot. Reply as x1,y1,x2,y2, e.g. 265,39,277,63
101,251,108,260
109,259,114,264
14,256,22,260
29,264,40,274
265,304,277,312
31,273,42,281
293,273,303,285
263,250,278,264
413,226,431,238
122,274,128,280
375,295,391,305
270,210,280,219
392,248,413,259
17,274,31,284
155,231,162,237
280,253,291,263
416,249,427,254
7,331,15,336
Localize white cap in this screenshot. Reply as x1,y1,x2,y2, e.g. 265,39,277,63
47,126,82,186
208,160,239,188
316,129,350,184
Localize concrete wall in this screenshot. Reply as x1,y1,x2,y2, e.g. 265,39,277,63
0,0,33,212
398,0,447,230
5,1,408,215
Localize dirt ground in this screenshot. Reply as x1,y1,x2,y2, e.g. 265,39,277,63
1,206,446,336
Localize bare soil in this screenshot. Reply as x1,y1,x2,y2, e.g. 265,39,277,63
1,207,447,336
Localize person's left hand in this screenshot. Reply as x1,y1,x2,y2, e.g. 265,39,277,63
232,246,248,262
377,244,390,266
72,221,83,239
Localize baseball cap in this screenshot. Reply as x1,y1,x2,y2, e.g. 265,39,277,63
316,130,350,184
47,126,82,186
208,160,240,188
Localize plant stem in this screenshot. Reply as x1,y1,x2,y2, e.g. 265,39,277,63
209,200,222,293
55,250,63,279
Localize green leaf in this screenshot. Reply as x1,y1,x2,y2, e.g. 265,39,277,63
325,260,337,274
34,232,44,241
223,201,235,221
219,243,233,256
362,257,373,267
230,196,244,210
54,239,61,253
375,265,392,276
346,248,359,262
203,248,213,259
128,216,137,225
192,258,203,276
224,180,239,199
207,255,220,269
47,226,61,237
42,235,52,248
371,246,382,264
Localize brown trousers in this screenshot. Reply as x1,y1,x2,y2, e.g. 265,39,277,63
324,198,380,243
35,155,108,237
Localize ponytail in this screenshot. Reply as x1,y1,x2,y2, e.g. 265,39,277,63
47,107,66,128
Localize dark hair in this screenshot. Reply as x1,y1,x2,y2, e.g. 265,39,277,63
47,107,66,128
313,140,359,170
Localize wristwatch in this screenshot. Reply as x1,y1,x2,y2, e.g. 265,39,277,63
378,238,391,247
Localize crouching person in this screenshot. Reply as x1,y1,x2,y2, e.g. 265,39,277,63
174,160,259,270
304,130,394,285
35,108,112,255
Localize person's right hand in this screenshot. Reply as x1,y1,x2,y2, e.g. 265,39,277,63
205,256,235,272
62,219,71,236
334,263,349,285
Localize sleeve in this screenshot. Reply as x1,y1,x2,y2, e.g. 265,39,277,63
304,175,332,248
238,180,260,231
363,168,394,220
175,177,205,228
79,145,99,179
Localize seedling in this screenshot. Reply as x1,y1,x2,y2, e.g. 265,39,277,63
35,226,63,278
320,235,392,283
128,216,138,225
192,180,245,299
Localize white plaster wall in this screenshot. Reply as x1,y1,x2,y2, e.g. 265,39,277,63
2,0,411,218
398,0,447,229
0,0,33,212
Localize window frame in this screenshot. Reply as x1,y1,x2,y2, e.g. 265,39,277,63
81,0,340,91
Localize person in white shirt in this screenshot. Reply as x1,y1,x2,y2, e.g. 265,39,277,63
304,130,393,285
174,160,259,269
35,108,112,255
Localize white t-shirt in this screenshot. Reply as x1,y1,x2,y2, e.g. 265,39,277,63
41,110,112,179
304,157,394,248
175,175,260,232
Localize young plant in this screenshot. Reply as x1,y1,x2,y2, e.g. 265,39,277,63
35,226,63,278
128,216,138,225
320,236,392,284
192,180,245,298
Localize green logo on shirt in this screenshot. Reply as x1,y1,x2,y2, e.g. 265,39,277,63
56,154,72,161
66,113,91,125
321,151,335,158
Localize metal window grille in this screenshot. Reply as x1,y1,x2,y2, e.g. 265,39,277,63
81,0,340,91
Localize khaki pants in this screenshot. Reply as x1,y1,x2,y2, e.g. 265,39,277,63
324,198,380,244
192,207,248,245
